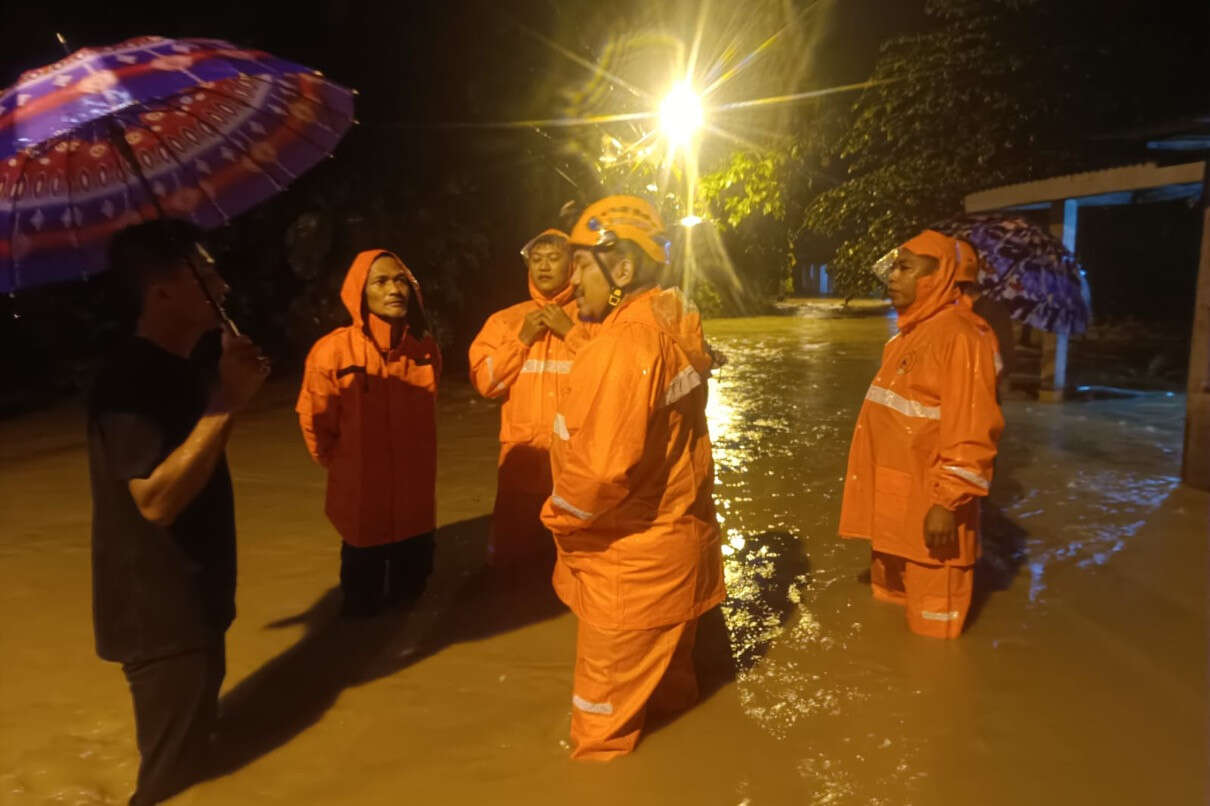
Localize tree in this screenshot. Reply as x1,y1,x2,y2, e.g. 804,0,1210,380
692,0,1207,299
804,0,1208,296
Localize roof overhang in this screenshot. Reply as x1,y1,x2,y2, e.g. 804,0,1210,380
965,161,1206,212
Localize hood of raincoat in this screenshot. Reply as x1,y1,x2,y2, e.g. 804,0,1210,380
896,229,961,332
339,249,428,350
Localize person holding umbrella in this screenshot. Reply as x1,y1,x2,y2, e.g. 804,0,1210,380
87,219,269,804
839,230,1003,639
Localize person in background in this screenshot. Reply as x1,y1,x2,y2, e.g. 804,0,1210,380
468,229,593,568
956,238,1015,385
297,250,441,618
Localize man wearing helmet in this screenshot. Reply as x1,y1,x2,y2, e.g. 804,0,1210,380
540,196,725,760
469,229,593,569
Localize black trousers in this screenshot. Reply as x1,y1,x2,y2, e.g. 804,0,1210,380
121,642,225,805
340,532,435,617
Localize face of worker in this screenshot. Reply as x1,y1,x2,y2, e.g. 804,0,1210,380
570,248,634,321
886,248,939,311
149,254,230,334
528,242,571,296
364,255,412,321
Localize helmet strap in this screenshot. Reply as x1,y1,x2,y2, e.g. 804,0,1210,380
591,248,627,309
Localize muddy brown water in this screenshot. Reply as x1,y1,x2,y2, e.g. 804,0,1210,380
1,314,1204,805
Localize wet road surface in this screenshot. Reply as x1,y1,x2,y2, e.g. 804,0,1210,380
1,313,1204,805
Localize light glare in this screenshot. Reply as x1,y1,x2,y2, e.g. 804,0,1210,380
660,82,704,147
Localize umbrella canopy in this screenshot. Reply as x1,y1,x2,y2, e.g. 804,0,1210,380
0,35,355,293
933,213,1091,334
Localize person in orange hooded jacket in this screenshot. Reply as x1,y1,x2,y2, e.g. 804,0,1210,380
540,197,725,760
468,229,594,567
839,230,1003,639
297,250,441,618
955,238,1015,384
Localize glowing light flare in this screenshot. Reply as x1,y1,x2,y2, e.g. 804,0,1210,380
659,81,704,147
680,215,703,227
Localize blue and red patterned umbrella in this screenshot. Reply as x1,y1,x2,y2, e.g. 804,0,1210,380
933,213,1091,334
0,35,355,293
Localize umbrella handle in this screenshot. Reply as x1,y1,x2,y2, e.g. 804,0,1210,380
105,119,241,336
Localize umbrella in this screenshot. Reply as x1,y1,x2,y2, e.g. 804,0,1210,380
932,213,1091,334
0,34,356,304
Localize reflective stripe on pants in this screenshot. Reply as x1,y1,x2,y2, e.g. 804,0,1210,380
570,617,699,760
870,550,974,639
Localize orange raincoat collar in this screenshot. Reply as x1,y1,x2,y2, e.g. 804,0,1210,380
528,275,574,306
896,230,962,332
339,249,426,352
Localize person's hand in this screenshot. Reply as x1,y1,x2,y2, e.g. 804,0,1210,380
539,304,576,339
212,332,269,413
519,310,548,346
923,504,957,555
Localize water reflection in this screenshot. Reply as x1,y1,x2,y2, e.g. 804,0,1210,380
700,315,1189,802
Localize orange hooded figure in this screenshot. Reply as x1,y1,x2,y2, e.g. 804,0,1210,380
840,230,1003,638
955,239,1014,382
541,196,725,760
296,250,441,617
468,229,593,566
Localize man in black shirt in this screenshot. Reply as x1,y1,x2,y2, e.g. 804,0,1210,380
88,219,267,805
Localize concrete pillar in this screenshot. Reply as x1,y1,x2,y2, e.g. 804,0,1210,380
1182,163,1210,490
1040,200,1078,402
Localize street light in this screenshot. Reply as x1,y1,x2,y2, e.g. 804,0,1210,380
660,81,704,147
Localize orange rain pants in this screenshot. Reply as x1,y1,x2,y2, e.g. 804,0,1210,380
870,551,975,639
541,287,723,759
468,274,592,566
839,230,1003,639
570,618,699,760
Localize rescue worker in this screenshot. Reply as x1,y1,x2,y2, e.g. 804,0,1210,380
297,250,441,619
956,239,1015,384
468,229,593,567
540,196,725,760
839,230,1004,639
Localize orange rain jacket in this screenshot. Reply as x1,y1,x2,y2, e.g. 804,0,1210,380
955,239,1005,377
839,231,1004,566
468,273,593,453
540,287,725,630
296,250,442,548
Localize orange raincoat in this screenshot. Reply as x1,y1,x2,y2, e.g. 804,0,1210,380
541,286,724,758
839,231,1003,637
468,265,593,564
296,250,441,547
955,239,1005,378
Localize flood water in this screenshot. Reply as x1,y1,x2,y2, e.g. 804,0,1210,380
1,313,1205,805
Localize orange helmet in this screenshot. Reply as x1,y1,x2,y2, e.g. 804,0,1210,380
568,195,670,266
955,238,980,284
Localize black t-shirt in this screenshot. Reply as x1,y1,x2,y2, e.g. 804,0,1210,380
87,337,236,663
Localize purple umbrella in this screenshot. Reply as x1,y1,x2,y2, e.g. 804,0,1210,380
933,213,1091,334
0,35,356,297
